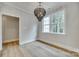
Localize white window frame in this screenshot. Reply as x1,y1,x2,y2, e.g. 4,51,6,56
42,9,65,34
42,16,50,32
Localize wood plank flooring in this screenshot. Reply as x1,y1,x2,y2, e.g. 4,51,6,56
0,41,75,57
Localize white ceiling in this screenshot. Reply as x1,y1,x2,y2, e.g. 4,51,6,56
2,2,78,15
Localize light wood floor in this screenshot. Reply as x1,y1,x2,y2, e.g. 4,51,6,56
0,41,75,57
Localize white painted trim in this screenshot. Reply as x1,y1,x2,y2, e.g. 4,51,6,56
58,44,79,52
40,39,79,53
20,39,36,45
55,43,79,53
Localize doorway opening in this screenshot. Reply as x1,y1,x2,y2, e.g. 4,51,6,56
2,15,19,47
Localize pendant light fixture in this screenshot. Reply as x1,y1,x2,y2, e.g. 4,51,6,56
34,2,46,22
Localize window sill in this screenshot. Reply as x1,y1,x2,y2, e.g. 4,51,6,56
42,32,65,35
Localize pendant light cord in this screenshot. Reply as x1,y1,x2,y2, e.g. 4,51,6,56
39,2,42,7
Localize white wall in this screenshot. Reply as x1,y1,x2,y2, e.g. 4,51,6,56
0,4,37,50
0,3,3,50
38,3,79,51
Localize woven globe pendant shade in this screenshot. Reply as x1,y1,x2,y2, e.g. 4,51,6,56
34,3,46,22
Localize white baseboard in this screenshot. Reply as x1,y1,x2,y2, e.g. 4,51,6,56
38,39,79,53
20,39,36,45
56,43,79,53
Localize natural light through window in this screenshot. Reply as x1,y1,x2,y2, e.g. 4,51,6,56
43,17,50,32
42,10,65,34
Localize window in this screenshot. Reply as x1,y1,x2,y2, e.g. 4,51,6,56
42,17,50,32
42,10,65,34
